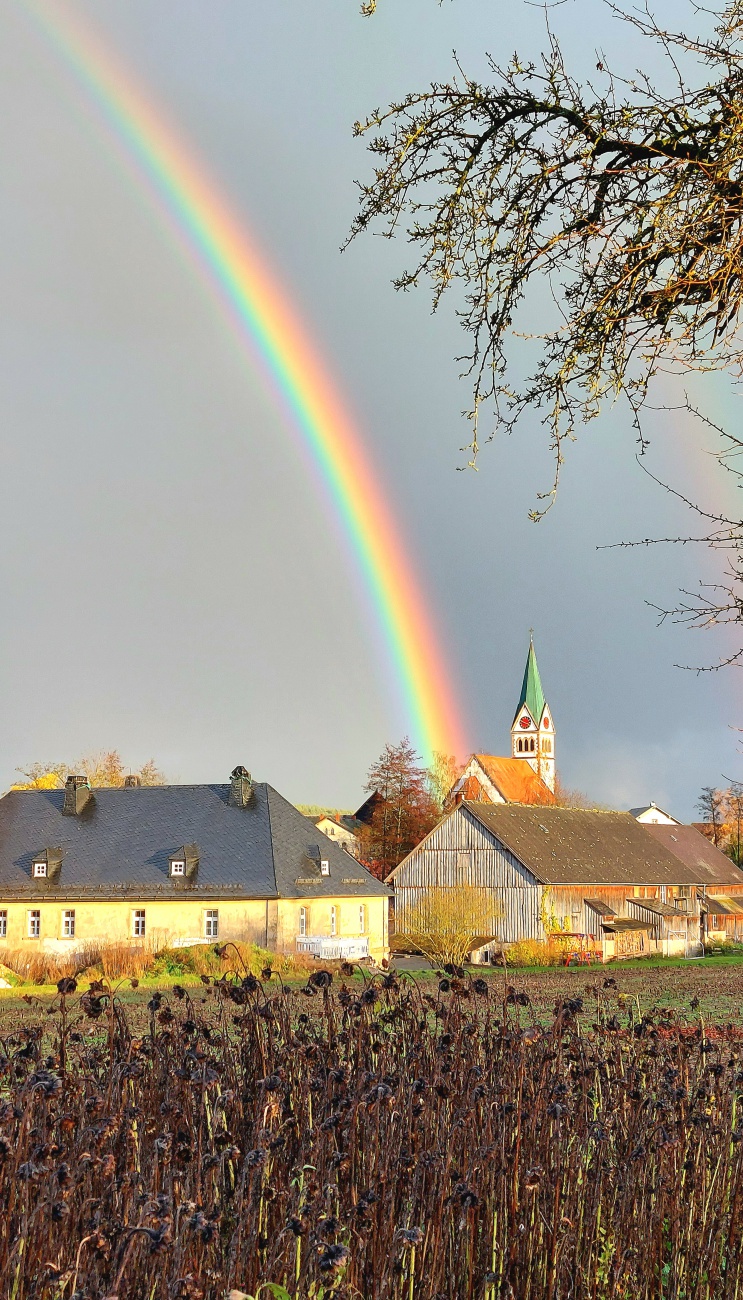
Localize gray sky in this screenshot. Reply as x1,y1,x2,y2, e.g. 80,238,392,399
0,0,739,818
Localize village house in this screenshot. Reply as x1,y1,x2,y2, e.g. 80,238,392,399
0,766,390,963
390,802,743,961
314,812,362,858
629,803,679,825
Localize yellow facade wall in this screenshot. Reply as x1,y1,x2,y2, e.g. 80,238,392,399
0,894,389,961
276,896,388,961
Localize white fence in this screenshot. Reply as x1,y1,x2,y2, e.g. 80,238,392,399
296,936,370,960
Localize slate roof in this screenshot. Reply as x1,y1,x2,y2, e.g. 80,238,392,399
643,824,743,888
512,637,547,726
462,803,742,886
0,783,390,901
468,756,556,806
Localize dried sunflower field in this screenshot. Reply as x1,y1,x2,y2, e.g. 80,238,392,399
2,959,743,1300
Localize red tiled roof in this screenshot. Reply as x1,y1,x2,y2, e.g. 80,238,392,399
473,755,556,806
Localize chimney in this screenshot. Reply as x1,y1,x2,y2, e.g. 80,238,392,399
229,765,253,808
124,775,141,788
63,775,93,817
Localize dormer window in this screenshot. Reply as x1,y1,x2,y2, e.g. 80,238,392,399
320,860,330,877
168,844,199,880
33,861,47,878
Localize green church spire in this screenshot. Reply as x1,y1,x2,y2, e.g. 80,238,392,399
512,635,546,726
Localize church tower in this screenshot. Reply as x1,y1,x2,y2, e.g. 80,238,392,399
511,636,555,792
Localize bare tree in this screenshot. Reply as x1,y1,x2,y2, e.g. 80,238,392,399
724,777,743,862
697,785,726,845
349,1,743,652
399,885,498,966
427,751,463,811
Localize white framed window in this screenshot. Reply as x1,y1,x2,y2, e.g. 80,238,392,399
63,910,75,938
0,911,7,937
133,909,146,938
32,861,47,878
330,905,337,937
205,909,219,939
358,904,366,934
320,860,330,876
28,910,40,938
170,860,186,877
299,906,307,937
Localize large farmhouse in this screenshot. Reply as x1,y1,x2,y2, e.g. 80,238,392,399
0,767,390,962
390,802,743,959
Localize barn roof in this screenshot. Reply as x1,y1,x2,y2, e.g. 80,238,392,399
462,803,743,886
706,895,743,917
0,781,390,902
642,824,743,888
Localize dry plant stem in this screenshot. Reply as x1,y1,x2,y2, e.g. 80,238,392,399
0,967,743,1296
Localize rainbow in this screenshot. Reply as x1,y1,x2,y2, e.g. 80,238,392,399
21,0,468,762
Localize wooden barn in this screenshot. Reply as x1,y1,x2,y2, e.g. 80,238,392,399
389,803,743,960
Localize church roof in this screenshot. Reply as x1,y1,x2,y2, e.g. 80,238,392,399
470,755,556,805
512,637,547,726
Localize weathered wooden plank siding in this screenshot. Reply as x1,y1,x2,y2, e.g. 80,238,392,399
545,886,645,937
393,807,543,943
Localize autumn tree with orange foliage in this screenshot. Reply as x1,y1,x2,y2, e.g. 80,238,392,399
14,750,166,789
360,738,440,880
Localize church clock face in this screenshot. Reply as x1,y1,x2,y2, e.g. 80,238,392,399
519,715,531,729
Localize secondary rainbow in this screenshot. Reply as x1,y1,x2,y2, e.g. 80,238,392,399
22,0,468,761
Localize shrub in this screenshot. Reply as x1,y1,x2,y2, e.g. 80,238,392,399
0,942,102,985
504,936,576,967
